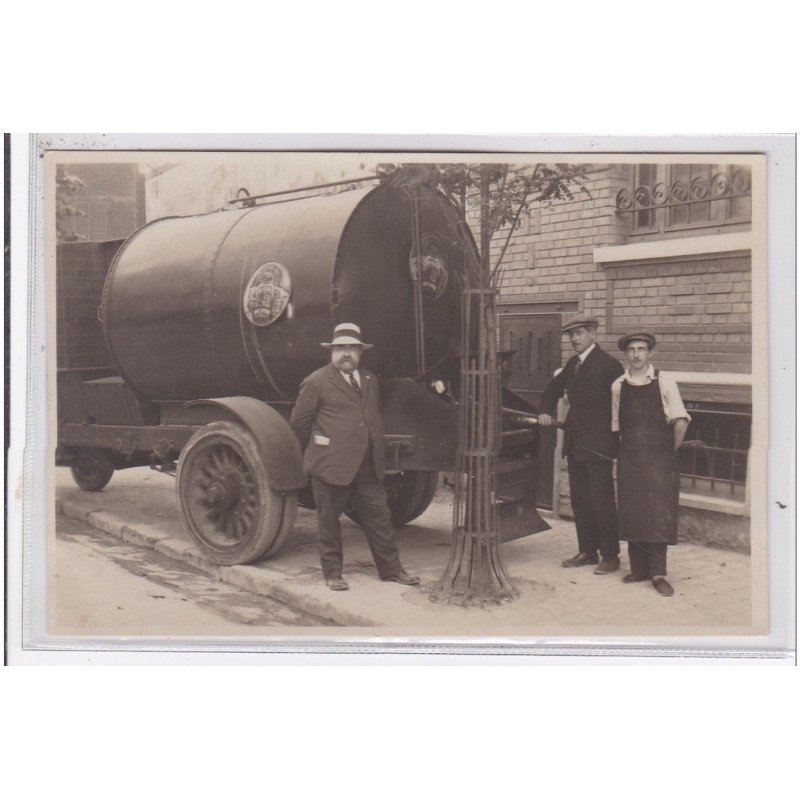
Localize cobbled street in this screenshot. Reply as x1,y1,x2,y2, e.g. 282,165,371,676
53,466,759,638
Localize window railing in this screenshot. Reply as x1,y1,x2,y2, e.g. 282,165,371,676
616,165,751,235
678,405,750,500
669,372,751,508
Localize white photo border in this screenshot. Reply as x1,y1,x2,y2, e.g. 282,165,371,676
7,132,796,664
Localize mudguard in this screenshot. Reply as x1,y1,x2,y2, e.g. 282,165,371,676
185,397,307,492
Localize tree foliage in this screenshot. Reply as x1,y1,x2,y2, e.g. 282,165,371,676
56,165,86,242
376,161,591,281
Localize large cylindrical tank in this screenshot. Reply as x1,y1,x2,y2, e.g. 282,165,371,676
101,184,474,402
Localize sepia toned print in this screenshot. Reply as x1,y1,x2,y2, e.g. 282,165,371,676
47,150,767,640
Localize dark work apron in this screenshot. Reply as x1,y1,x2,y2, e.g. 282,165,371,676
617,372,679,545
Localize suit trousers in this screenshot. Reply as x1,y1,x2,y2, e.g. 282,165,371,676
627,541,668,577
310,448,402,580
566,457,620,558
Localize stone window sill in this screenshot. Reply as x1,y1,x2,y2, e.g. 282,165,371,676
593,231,752,265
680,492,749,517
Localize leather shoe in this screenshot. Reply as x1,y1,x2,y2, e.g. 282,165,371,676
652,577,674,597
561,552,599,568
326,577,349,591
382,570,420,586
622,573,650,583
593,556,621,575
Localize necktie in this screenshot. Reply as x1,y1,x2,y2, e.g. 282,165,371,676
348,374,362,396
573,358,582,377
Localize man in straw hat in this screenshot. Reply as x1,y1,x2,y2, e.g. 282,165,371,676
611,331,690,597
290,323,420,591
538,315,624,574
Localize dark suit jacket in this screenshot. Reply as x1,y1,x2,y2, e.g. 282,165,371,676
539,345,624,462
290,363,386,486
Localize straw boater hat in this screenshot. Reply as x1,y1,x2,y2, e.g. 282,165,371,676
561,314,599,334
321,322,373,349
617,331,657,351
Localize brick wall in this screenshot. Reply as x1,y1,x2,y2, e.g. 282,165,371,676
470,164,752,375
605,255,751,373
469,167,629,364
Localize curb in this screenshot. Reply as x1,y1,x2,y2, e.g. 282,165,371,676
58,499,374,627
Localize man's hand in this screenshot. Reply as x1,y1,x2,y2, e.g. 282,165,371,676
538,414,554,427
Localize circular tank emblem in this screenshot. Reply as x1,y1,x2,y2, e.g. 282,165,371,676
409,236,449,301
244,262,291,326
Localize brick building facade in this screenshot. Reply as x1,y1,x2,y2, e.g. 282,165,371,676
481,165,751,369
482,163,753,551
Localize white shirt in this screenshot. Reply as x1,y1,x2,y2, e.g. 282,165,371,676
340,368,361,388
577,343,596,363
611,364,690,432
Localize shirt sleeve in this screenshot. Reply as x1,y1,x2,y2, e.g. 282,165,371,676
610,377,622,432
659,373,691,424
539,361,570,415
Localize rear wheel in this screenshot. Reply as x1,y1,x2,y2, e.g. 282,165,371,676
70,448,115,492
386,470,439,525
346,470,439,527
177,421,297,565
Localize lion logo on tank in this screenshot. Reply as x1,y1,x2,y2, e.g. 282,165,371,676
409,236,448,301
244,262,291,326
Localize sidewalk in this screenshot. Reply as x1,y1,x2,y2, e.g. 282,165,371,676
55,467,757,636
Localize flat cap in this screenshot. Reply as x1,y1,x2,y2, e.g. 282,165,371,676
561,314,599,334
618,331,657,351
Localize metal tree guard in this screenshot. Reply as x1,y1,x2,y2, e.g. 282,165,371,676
430,283,519,607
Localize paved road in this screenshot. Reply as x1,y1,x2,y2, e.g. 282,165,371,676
51,515,337,636
55,467,760,635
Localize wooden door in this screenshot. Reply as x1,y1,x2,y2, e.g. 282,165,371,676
499,312,562,508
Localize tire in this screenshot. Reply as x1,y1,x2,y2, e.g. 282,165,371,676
176,421,296,566
262,491,298,560
388,470,439,525
346,470,439,527
70,448,115,492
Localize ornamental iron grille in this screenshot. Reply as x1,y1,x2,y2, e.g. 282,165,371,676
617,164,751,234
678,404,750,500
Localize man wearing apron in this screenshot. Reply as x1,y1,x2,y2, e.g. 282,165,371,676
611,332,690,597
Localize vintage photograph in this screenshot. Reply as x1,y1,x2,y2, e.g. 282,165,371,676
45,149,767,640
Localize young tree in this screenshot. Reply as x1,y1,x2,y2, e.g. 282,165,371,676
377,161,590,281
376,162,589,606
56,165,86,242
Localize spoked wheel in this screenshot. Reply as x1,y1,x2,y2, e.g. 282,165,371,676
70,448,115,492
177,422,297,565
346,470,439,527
